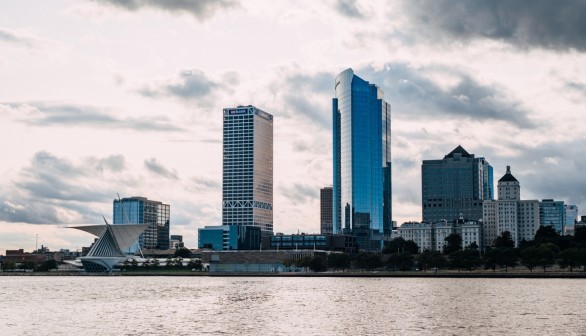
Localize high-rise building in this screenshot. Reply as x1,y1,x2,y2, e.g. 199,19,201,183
540,199,566,234
422,145,493,223
333,68,392,250
113,197,170,252
320,187,333,235
222,105,273,236
564,205,578,235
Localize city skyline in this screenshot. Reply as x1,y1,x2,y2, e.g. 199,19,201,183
1,1,585,251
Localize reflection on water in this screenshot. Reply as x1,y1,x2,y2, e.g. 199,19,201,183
1,276,585,335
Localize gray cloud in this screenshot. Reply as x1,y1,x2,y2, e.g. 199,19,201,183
0,151,123,224
478,140,586,212
144,158,179,180
283,94,330,129
190,176,220,190
96,155,126,173
139,70,220,105
18,152,111,203
566,81,586,98
403,0,586,51
360,63,537,128
334,0,364,19
92,0,238,20
287,72,333,94
280,183,319,205
0,27,38,48
276,71,335,129
5,102,184,132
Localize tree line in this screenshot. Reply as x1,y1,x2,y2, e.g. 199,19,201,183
282,226,586,273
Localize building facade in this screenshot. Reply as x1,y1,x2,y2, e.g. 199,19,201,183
333,68,392,251
198,225,261,251
222,106,273,236
264,233,356,253
564,205,578,235
113,197,170,252
518,200,540,242
320,187,333,235
422,145,493,223
397,218,483,252
539,199,566,234
482,167,540,247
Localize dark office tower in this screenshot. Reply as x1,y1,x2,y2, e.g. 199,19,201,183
320,187,333,235
113,196,170,252
422,145,494,223
222,105,273,236
333,69,392,251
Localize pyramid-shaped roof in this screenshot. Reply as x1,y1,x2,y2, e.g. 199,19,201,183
498,166,518,182
444,145,472,159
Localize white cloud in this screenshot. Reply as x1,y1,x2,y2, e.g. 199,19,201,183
0,0,585,252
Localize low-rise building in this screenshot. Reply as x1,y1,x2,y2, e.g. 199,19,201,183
263,233,356,253
198,225,261,251
200,250,325,273
397,217,483,252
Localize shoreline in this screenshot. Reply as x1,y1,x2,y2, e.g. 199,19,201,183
2,270,586,278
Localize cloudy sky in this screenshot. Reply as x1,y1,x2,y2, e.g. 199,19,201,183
1,0,585,251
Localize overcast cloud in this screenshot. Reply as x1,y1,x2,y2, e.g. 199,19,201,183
402,0,586,51
0,0,584,250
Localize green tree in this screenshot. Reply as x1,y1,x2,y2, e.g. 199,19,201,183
417,250,446,272
521,246,554,273
482,248,501,272
355,252,382,271
308,256,327,272
295,256,312,272
534,226,559,244
387,252,414,271
1,261,16,271
558,248,583,272
21,261,37,270
165,258,174,269
540,243,560,271
383,237,419,254
574,227,586,247
443,233,462,255
188,258,203,271
501,248,518,272
493,231,515,248
449,249,481,272
36,260,58,272
174,248,191,258
130,258,139,270
327,253,351,272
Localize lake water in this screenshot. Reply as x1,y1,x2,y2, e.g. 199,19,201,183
1,276,585,335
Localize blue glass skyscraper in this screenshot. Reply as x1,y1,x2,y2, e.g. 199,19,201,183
333,68,392,251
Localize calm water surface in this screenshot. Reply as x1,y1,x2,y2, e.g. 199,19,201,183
1,276,585,335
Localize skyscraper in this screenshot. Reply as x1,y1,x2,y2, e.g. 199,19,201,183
113,196,170,252
320,187,333,235
333,68,392,251
222,105,273,236
422,145,493,223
